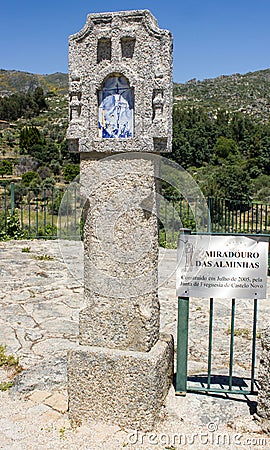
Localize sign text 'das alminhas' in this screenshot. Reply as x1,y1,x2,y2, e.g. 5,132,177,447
176,235,269,299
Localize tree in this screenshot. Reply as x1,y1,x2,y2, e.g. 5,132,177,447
29,142,58,164
33,87,47,111
0,89,47,121
252,174,270,201
229,113,254,143
0,160,13,178
171,106,216,168
21,171,41,187
213,136,238,160
41,177,56,189
19,126,43,151
194,163,253,202
50,160,61,176
63,164,80,182
216,164,253,201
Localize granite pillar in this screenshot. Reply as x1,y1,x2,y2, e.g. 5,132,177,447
67,9,174,430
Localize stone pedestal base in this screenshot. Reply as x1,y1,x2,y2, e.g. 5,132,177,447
67,334,173,430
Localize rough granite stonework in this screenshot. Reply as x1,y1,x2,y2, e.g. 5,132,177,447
257,324,270,423
80,156,160,351
67,10,174,430
68,334,174,430
67,9,173,153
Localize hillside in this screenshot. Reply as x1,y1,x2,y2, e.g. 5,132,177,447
0,70,68,96
1,67,270,121
1,67,270,204
1,67,270,140
174,68,270,121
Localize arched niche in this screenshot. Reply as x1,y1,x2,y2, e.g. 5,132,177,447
98,74,134,138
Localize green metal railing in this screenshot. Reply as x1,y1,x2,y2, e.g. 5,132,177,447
0,182,82,239
1,183,270,242
208,197,270,235
159,195,270,248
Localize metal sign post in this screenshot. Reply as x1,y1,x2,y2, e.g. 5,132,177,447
176,229,191,396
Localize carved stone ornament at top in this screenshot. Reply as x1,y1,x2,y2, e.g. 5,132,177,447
67,9,173,153
153,89,164,122
70,74,82,121
155,66,164,80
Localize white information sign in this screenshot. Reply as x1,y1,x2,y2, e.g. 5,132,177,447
176,234,269,299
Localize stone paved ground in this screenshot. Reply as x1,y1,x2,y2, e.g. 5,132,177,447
0,240,270,449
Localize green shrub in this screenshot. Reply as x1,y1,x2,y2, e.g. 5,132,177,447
37,223,57,238
0,213,25,240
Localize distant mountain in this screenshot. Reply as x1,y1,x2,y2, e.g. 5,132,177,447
1,68,270,121
174,68,270,121
0,69,68,96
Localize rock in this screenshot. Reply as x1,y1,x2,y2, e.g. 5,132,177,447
257,324,270,423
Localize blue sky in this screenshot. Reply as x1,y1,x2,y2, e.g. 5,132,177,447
1,0,270,83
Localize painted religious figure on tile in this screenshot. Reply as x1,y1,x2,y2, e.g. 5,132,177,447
98,75,134,138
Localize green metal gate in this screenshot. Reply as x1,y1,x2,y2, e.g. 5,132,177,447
175,231,267,397
176,296,258,396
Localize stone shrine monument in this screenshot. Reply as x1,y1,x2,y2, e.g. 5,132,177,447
67,10,174,429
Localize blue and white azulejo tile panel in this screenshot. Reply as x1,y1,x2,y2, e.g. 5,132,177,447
98,75,134,138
